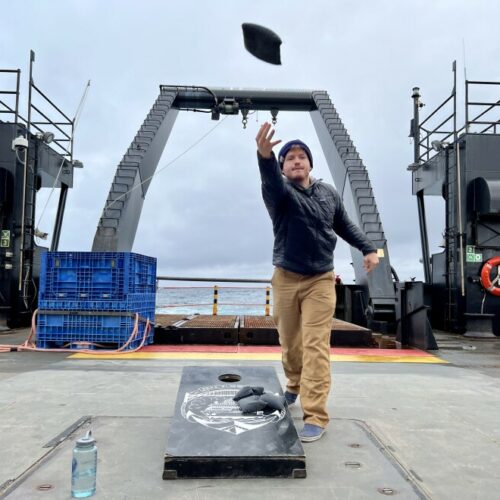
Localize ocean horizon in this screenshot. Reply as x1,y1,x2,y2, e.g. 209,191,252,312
156,285,272,316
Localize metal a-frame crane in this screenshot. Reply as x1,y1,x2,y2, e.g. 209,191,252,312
92,86,437,348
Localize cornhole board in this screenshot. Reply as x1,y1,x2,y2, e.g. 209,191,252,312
163,366,306,479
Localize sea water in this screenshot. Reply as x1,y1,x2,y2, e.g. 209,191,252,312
156,286,272,316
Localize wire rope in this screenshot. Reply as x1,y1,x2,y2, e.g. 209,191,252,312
35,79,91,237
103,115,229,212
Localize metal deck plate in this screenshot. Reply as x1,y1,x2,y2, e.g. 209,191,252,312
155,314,239,344
185,315,238,328
237,315,373,346
154,314,189,328
239,315,280,345
164,366,306,479
155,314,373,346
242,315,276,328
2,415,428,499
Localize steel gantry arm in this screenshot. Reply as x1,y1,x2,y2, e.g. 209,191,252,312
92,88,179,251
92,86,396,324
310,92,396,324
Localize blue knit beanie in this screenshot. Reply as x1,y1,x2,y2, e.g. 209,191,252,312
278,140,313,170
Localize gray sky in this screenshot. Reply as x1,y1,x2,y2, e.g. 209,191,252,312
2,0,500,282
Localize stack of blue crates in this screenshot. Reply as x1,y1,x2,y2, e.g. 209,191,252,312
37,252,157,350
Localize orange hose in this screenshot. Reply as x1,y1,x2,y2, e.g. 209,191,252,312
0,309,152,354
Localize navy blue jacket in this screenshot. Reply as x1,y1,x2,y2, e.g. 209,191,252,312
258,152,376,275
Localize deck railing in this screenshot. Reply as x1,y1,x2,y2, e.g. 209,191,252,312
156,276,272,316
0,51,74,160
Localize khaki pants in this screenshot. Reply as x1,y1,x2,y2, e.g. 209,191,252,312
272,267,336,428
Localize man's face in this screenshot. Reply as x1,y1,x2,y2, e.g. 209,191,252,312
282,146,311,186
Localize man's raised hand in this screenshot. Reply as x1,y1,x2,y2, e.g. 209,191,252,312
256,122,282,158
363,252,380,273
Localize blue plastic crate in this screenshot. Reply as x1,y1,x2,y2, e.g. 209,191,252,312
38,292,156,318
39,252,157,301
36,311,154,350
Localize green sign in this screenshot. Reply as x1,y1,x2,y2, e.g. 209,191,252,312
465,246,483,262
0,230,10,248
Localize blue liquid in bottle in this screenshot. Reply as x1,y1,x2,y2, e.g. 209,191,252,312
71,430,97,498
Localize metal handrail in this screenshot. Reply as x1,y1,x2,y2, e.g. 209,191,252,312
418,114,455,162
0,68,20,124
465,80,500,133
417,78,500,164
467,80,500,85
1,56,75,157
156,281,273,316
31,104,71,139
26,51,74,159
32,82,73,122
0,100,28,123
418,114,454,145
419,93,454,128
416,85,456,163
157,276,271,284
478,122,499,134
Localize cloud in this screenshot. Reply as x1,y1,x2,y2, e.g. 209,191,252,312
3,0,500,283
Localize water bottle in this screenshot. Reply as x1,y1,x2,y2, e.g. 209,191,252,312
71,430,97,498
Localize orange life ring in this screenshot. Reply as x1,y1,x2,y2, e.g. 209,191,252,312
480,257,500,297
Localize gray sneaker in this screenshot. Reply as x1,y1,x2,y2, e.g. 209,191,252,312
299,424,325,442
284,391,298,406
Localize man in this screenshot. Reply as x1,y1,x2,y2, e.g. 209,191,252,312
256,122,379,442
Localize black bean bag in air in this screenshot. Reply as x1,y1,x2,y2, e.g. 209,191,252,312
242,23,282,65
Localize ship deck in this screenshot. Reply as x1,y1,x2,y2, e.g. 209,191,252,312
0,328,499,499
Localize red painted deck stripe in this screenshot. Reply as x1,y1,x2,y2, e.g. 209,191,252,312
332,348,432,356
140,344,432,356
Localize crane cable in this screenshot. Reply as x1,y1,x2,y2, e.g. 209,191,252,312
103,115,229,213
35,80,91,237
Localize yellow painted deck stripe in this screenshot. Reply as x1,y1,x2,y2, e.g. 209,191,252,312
69,352,447,363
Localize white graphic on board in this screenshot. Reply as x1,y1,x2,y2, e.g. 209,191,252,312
181,384,286,435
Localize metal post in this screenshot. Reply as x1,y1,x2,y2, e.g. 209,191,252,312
265,287,271,316
453,61,457,143
416,193,431,283
50,183,68,251
70,120,74,162
27,50,34,135
14,69,20,125
412,88,420,162
465,81,469,132
18,147,28,291
212,285,218,316
456,68,466,298
456,143,465,296
19,51,35,291
412,87,432,283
